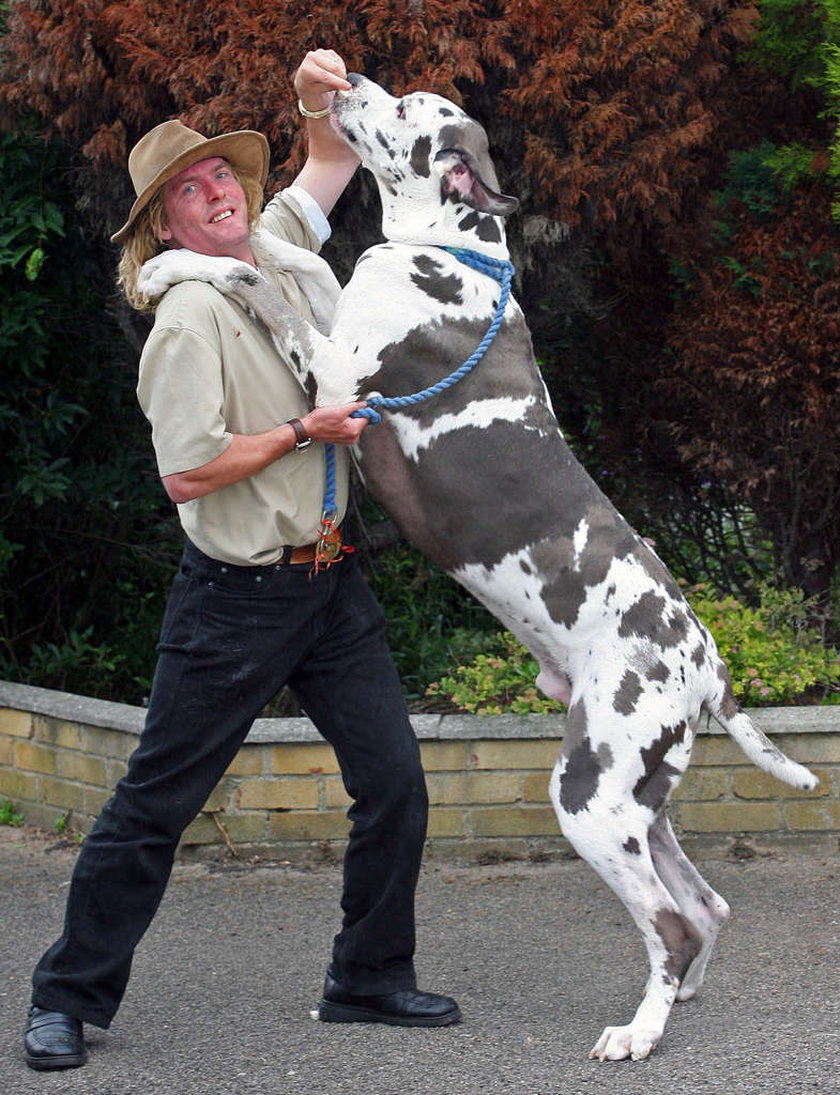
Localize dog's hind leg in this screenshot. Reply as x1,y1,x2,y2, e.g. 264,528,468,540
647,813,730,1001
550,788,702,1060
548,703,704,1060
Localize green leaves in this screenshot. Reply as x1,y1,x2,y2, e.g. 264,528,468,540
689,583,840,705
0,130,65,279
427,585,840,715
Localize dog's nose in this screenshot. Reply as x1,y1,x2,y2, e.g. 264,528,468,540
347,72,364,87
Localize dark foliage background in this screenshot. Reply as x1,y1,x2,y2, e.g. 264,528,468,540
1,0,838,704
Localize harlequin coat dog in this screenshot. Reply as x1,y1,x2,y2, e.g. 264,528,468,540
138,75,818,1062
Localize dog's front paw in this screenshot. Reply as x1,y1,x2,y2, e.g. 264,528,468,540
589,1023,661,1062
137,250,262,299
137,253,179,298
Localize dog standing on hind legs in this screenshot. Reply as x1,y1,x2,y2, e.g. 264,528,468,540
139,73,819,1061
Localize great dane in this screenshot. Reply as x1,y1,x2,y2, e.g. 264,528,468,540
139,74,818,1061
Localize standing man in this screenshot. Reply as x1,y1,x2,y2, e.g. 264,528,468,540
24,48,460,1073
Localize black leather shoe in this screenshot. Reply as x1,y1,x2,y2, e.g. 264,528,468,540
24,1006,87,1071
319,972,461,1027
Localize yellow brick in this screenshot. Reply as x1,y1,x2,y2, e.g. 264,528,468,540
217,814,268,844
732,769,824,800
0,768,38,801
268,810,349,841
427,807,467,837
181,814,221,845
774,734,840,765
470,740,559,771
0,709,33,738
202,784,233,813
225,747,265,777
692,737,744,767
82,725,137,761
419,741,469,772
83,787,110,818
13,740,57,775
269,743,340,775
105,759,128,786
523,772,551,803
471,805,560,837
39,778,85,812
674,801,781,833
324,778,352,808
672,768,730,802
785,800,840,831
35,716,83,751
238,779,320,811
57,752,107,787
426,772,521,806
0,736,14,766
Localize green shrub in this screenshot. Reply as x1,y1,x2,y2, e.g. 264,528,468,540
0,800,25,827
427,584,840,714
362,538,497,700
426,631,565,716
688,583,840,706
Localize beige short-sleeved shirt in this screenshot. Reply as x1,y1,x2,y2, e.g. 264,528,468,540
136,189,349,566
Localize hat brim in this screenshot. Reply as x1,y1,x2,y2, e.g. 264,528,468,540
110,129,269,244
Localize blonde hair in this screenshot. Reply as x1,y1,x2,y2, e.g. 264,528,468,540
116,166,265,313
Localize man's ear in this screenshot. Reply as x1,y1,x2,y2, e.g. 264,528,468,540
434,148,519,216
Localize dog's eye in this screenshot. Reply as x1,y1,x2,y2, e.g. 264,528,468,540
396,101,406,120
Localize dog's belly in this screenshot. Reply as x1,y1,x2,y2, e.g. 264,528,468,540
357,391,712,704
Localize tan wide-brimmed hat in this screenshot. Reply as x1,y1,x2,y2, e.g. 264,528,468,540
110,119,269,244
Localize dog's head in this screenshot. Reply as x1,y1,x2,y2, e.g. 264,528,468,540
331,74,518,254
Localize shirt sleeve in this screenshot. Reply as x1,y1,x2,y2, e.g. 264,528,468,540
137,308,233,478
284,185,332,245
259,187,330,250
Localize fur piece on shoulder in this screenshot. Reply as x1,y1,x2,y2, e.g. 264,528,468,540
249,228,340,335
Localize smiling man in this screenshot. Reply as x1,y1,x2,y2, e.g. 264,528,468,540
22,48,460,1073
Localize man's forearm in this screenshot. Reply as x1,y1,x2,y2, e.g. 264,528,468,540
161,402,370,504
162,426,298,504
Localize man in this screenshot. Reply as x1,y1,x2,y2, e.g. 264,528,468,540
24,48,460,1073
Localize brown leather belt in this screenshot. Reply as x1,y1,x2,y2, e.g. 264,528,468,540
277,542,319,565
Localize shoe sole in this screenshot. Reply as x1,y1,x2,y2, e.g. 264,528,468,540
25,1051,87,1071
318,1000,461,1027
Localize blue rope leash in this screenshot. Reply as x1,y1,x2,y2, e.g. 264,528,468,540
318,247,514,559
351,248,514,426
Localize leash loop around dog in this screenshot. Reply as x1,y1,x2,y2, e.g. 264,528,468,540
317,248,515,571
352,248,515,425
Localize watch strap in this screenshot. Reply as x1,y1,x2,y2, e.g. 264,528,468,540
287,417,311,450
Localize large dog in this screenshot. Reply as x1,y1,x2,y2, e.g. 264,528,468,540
139,75,818,1061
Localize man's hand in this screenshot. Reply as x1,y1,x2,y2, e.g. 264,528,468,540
294,49,351,113
292,48,360,215
301,402,369,446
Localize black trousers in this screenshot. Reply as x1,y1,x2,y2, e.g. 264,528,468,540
32,541,428,1028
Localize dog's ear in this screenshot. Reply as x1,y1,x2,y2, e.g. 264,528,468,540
434,148,519,216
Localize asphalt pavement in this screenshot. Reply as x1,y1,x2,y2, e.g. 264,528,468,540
0,826,837,1094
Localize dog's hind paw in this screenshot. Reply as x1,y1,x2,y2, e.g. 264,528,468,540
589,1024,661,1062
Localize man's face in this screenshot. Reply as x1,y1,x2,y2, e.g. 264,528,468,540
160,156,252,260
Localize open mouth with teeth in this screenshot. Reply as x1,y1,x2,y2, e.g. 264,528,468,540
211,210,234,223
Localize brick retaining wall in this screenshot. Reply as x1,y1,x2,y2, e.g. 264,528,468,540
1,681,838,860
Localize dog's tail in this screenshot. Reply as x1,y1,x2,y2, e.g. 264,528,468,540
707,698,819,791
